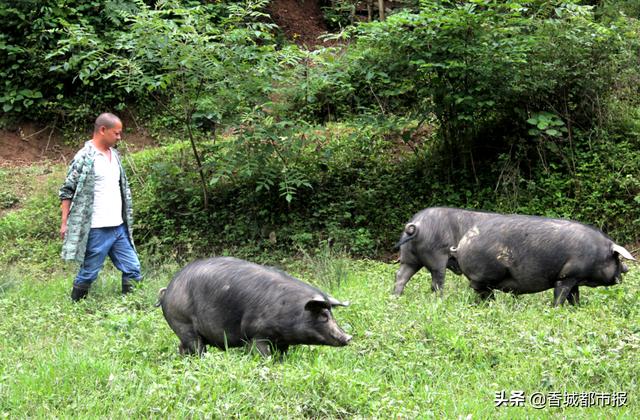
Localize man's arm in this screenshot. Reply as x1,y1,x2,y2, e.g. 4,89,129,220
59,151,84,240
60,199,71,239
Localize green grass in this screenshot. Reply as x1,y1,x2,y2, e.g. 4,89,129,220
0,164,65,272
0,257,637,417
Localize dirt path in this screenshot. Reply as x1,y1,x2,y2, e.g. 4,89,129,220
0,124,74,167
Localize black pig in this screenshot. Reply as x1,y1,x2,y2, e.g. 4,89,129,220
157,257,352,356
449,215,635,306
394,207,498,294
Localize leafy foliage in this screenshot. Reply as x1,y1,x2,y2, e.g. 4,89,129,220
0,0,149,122
128,117,639,260
1,1,639,262
0,0,268,123
298,2,634,145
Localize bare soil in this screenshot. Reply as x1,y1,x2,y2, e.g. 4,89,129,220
0,124,75,168
268,0,331,48
0,120,157,168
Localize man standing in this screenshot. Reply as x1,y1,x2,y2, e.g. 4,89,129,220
59,113,142,301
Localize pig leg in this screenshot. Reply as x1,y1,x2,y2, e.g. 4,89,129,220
276,343,290,354
171,321,205,355
394,263,420,295
469,280,494,301
424,253,451,293
566,286,580,306
428,267,446,293
251,339,273,357
179,336,205,356
553,279,577,307
250,339,289,357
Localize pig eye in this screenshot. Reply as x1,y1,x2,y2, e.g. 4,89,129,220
317,310,330,323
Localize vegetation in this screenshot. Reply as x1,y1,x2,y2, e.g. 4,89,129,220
1,257,638,417
1,1,639,417
1,0,638,263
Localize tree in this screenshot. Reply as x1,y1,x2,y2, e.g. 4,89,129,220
48,0,280,209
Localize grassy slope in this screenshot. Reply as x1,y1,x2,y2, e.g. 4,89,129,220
1,161,637,417
0,258,637,417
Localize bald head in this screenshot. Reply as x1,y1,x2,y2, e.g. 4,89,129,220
92,113,123,152
94,113,122,134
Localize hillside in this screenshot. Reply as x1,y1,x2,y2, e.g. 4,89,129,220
268,0,329,47
0,0,331,166
0,120,156,167
1,0,639,254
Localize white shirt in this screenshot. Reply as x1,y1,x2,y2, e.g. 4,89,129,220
91,149,124,228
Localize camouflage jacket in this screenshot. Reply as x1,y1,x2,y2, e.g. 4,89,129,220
59,141,135,263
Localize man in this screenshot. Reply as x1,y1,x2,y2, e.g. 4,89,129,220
59,113,142,301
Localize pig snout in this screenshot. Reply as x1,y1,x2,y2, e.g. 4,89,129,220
621,262,629,274
337,327,353,345
614,262,629,284
334,331,352,346
326,320,352,346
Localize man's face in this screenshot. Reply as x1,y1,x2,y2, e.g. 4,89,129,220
101,122,123,147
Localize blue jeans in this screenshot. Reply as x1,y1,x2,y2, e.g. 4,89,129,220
74,224,142,289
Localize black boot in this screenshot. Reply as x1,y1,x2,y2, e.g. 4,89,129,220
122,281,135,295
71,285,89,302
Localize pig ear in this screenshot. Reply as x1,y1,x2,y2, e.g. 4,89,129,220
304,296,331,312
327,296,350,307
612,244,636,261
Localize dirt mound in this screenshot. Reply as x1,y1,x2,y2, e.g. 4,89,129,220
0,119,157,168
268,0,331,48
0,125,75,167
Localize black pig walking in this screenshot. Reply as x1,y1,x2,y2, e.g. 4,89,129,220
394,207,498,294
449,215,635,306
157,257,352,356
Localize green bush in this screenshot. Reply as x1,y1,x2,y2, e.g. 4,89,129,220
0,191,19,210
0,0,142,121
129,109,639,261
0,0,244,123
290,1,639,166
0,179,61,271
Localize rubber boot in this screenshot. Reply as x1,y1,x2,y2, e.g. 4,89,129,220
70,285,89,302
122,281,135,295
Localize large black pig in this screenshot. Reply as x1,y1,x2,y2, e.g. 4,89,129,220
156,257,352,356
394,207,498,295
449,215,636,306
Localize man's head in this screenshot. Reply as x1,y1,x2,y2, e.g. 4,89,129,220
93,113,123,149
